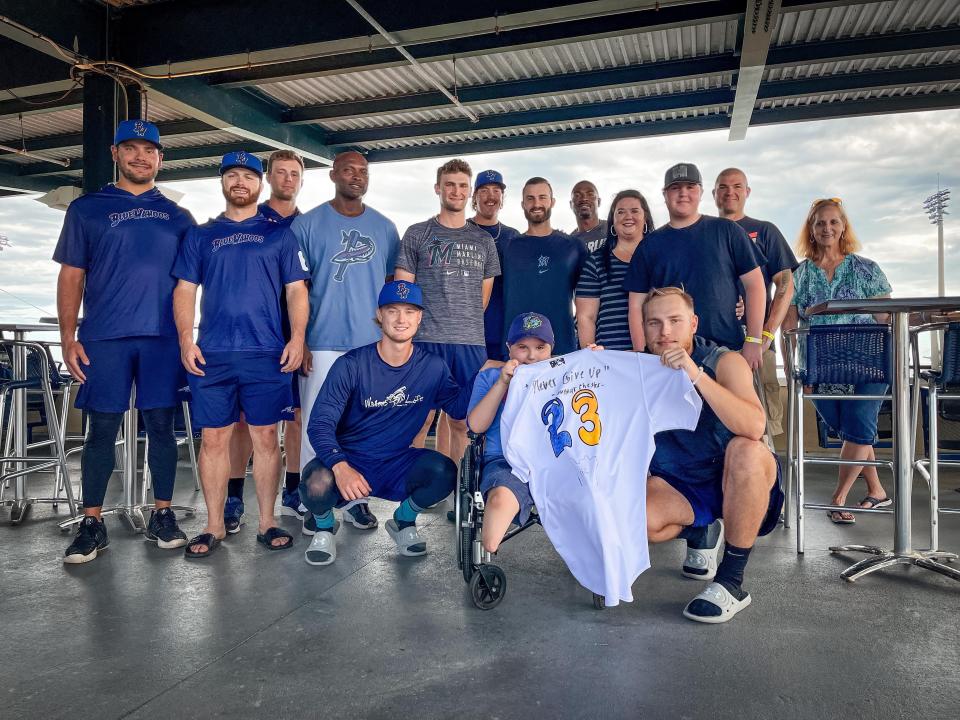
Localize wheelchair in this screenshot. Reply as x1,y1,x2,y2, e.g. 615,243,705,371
455,432,606,610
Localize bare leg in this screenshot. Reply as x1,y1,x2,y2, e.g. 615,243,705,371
284,409,301,472
411,410,434,449
721,437,777,548
229,416,253,480
832,440,884,507
482,486,520,553
442,416,468,465
646,475,695,543
248,423,287,547
195,424,235,551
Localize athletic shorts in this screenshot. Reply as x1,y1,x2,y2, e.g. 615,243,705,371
187,351,293,429
74,336,184,413
651,452,784,535
417,342,486,395
280,372,301,421
328,447,442,503
480,456,534,525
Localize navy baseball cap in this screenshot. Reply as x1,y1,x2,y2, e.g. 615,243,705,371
220,151,264,177
378,280,424,309
663,162,702,189
113,119,162,149
475,169,506,191
507,312,554,347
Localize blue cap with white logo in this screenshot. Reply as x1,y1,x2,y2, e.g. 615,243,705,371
114,119,162,149
378,280,424,309
220,151,264,177
474,169,506,192
507,311,554,347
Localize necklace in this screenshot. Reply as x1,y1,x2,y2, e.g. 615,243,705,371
469,218,501,240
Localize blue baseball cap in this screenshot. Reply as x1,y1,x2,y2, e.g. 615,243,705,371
378,280,424,309
475,169,506,191
113,119,162,149
507,312,554,347
220,151,264,177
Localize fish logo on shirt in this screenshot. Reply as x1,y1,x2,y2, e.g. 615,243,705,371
427,237,455,267
331,229,376,282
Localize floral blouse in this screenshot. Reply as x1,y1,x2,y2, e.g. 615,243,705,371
791,253,892,326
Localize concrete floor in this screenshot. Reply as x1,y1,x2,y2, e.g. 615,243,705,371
2,457,959,720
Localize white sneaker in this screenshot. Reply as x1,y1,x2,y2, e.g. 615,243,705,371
385,519,427,557
304,530,336,566
682,582,752,624
682,520,724,581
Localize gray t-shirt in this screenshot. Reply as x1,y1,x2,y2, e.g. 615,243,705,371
396,217,500,345
572,219,608,253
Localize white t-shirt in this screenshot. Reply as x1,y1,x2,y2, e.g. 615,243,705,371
501,349,702,606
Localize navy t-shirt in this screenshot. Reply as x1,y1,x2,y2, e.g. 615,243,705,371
52,184,196,342
499,231,588,355
307,343,472,468
173,212,309,353
623,215,762,349
468,219,521,357
735,215,798,321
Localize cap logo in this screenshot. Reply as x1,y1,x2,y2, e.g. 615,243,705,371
673,165,688,179
485,171,496,181
396,282,410,300
133,121,146,137
236,151,247,165
522,314,543,331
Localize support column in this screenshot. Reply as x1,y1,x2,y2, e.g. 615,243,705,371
81,72,116,194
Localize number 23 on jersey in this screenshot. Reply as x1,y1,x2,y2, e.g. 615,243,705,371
539,389,602,457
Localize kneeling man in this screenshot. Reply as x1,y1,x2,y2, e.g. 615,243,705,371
644,287,783,623
301,281,472,566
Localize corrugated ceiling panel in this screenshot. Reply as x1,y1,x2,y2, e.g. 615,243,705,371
0,109,82,144
774,0,960,45
766,49,960,81
755,83,959,110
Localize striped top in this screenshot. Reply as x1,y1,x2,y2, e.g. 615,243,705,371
575,248,633,350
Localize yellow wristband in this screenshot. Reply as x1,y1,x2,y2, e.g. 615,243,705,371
762,330,776,341
744,336,763,345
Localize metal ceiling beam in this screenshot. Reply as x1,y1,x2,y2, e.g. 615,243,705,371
728,0,781,141
0,161,73,193
0,88,82,119
0,0,106,62
750,89,960,126
757,62,960,100
767,26,960,66
326,89,734,147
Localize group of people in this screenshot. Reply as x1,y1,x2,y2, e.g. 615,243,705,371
52,118,894,624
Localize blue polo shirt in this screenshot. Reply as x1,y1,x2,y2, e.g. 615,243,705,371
52,184,195,342
172,212,309,353
307,343,471,468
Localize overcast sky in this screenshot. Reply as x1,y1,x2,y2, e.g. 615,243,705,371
1,108,957,331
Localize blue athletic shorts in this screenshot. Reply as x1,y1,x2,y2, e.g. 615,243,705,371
813,382,887,445
340,447,442,503
187,351,292,429
651,452,784,535
280,372,301,421
480,456,534,525
74,336,184,413
417,342,486,395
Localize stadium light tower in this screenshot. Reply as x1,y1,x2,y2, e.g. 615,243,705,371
923,187,950,297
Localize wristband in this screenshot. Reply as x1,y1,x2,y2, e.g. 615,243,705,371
692,365,704,386
762,330,776,341
744,336,763,345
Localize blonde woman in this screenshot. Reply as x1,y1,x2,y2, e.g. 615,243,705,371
782,199,891,524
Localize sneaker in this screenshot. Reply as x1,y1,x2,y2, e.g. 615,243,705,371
682,520,724,581
385,518,427,557
63,516,109,564
224,496,244,534
280,487,307,518
344,502,378,529
145,508,188,549
304,527,337,566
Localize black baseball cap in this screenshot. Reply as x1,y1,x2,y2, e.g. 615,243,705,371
663,163,703,189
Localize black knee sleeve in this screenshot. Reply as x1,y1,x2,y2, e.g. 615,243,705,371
406,451,456,510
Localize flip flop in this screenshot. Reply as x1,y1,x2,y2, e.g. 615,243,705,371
860,495,892,509
184,532,221,558
828,510,856,524
256,526,294,551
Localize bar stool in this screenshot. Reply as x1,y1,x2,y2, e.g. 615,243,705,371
0,340,78,521
783,324,895,553
913,322,960,552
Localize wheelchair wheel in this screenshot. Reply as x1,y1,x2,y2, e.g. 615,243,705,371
459,494,474,583
470,564,506,610
592,593,605,610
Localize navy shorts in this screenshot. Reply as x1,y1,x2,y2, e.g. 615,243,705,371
480,456,534,525
187,351,293,429
346,447,439,502
417,342,486,395
651,452,784,535
280,372,301,421
813,382,887,445
75,336,184,413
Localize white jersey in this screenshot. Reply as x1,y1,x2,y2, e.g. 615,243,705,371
501,349,701,606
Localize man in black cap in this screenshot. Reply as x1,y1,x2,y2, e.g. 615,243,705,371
624,163,766,371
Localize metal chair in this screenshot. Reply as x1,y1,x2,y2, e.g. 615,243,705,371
783,324,895,553
0,340,78,521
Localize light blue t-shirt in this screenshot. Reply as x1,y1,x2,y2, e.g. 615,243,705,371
467,367,506,460
291,202,400,351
